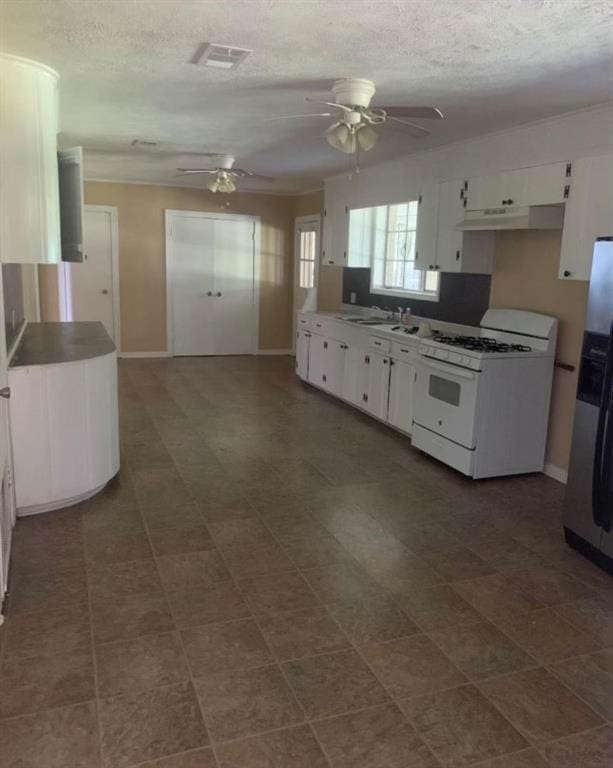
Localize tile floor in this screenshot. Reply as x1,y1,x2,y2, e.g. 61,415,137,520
0,355,612,768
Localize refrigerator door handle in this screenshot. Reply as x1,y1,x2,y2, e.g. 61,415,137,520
593,322,613,528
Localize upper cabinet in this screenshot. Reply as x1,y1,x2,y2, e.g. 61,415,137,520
322,178,350,266
559,154,613,281
465,161,570,210
413,178,440,272
435,179,495,274
0,54,61,264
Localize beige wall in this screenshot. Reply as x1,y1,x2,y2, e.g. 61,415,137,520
84,182,297,352
490,231,589,471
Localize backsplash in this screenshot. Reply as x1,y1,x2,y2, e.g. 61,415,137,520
342,268,491,326
2,264,25,352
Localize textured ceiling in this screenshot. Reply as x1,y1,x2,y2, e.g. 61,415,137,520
1,0,612,193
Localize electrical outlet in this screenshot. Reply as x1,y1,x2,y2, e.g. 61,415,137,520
350,292,357,304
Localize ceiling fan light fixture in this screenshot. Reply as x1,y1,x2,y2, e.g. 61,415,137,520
326,122,357,154
206,178,220,193
217,176,236,194
357,123,378,151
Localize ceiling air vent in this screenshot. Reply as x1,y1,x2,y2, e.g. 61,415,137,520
191,42,251,70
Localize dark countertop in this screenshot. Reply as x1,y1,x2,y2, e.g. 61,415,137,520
10,322,116,367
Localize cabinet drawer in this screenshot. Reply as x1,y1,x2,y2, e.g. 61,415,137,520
369,336,390,353
391,342,417,361
412,423,475,477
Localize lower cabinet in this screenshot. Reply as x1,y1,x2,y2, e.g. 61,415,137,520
295,330,310,380
362,352,391,420
300,330,415,435
387,357,416,433
307,334,346,397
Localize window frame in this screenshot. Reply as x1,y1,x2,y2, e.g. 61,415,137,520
367,200,440,302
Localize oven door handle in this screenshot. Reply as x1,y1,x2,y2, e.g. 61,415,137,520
418,357,477,381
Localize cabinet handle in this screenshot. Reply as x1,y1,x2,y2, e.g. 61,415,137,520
563,270,571,278
328,260,334,265
507,198,514,205
383,358,388,365
362,393,368,402
206,291,213,296
0,386,10,400
216,292,222,297
322,374,327,382
365,355,370,364
455,250,461,261
400,348,408,353
373,340,382,347
323,341,328,349
389,359,395,366
340,344,348,350
428,264,434,270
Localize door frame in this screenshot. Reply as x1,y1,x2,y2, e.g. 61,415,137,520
293,214,321,352
59,205,121,351
165,209,261,357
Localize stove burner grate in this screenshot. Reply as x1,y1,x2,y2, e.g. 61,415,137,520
434,335,532,353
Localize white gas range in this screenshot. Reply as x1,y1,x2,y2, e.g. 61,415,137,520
411,309,558,479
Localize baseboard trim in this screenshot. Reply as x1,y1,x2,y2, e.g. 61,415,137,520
544,462,568,484
257,349,293,356
120,351,172,359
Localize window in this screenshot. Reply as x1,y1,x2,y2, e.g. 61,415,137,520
298,229,317,288
348,201,439,301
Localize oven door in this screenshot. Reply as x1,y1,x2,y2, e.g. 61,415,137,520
414,356,481,449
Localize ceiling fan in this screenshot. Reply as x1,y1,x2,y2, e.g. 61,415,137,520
273,78,443,154
177,154,273,193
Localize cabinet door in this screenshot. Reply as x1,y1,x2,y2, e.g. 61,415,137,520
414,179,440,271
295,330,310,380
465,173,504,211
342,346,369,406
322,184,349,267
559,154,613,281
387,359,415,434
325,340,347,396
364,353,391,420
502,161,568,207
307,334,326,387
435,180,464,272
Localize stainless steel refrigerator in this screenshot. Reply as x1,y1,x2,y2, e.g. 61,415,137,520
564,237,613,573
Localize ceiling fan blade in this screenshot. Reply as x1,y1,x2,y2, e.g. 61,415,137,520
265,112,333,121
176,168,218,174
305,98,352,112
385,116,431,137
232,169,275,181
379,106,443,120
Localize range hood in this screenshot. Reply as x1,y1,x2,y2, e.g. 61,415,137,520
457,204,564,231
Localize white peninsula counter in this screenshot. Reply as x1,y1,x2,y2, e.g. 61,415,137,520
9,322,120,516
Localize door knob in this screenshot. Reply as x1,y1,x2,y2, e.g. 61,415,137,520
0,386,10,399
101,289,109,295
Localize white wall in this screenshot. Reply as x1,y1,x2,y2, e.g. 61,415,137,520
327,104,613,207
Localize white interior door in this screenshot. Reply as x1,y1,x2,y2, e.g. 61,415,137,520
212,217,257,355
69,206,118,342
167,211,258,356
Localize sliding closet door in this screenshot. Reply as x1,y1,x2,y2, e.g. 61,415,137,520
167,211,258,356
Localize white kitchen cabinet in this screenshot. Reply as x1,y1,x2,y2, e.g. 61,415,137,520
435,179,495,273
559,154,613,281
465,161,570,210
295,329,311,380
0,54,61,264
342,345,369,406
9,351,119,515
362,352,391,420
322,179,350,266
323,339,347,396
307,334,326,387
387,357,415,434
414,178,440,272
307,333,347,396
